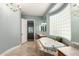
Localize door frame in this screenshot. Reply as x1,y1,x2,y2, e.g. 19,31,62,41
21,19,27,44
27,19,35,41
21,19,35,44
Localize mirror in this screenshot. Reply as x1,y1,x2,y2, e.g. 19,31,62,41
39,23,47,35
39,23,47,32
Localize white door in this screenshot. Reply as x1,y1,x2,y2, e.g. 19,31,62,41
21,19,27,44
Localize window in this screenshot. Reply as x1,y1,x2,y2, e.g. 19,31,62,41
49,4,71,41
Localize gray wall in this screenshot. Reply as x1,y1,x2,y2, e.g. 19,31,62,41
71,12,79,42
0,4,21,53
22,15,46,34
71,4,79,42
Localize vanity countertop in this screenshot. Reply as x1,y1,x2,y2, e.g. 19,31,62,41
37,33,47,37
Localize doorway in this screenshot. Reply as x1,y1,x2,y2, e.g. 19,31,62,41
21,19,34,44
27,21,34,41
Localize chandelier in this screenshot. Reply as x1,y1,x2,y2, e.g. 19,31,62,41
72,3,79,7
6,3,20,12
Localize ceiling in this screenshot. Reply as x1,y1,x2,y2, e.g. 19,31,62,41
19,3,68,16
20,3,51,16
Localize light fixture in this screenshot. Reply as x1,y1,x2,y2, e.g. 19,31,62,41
6,3,20,12
72,3,79,7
